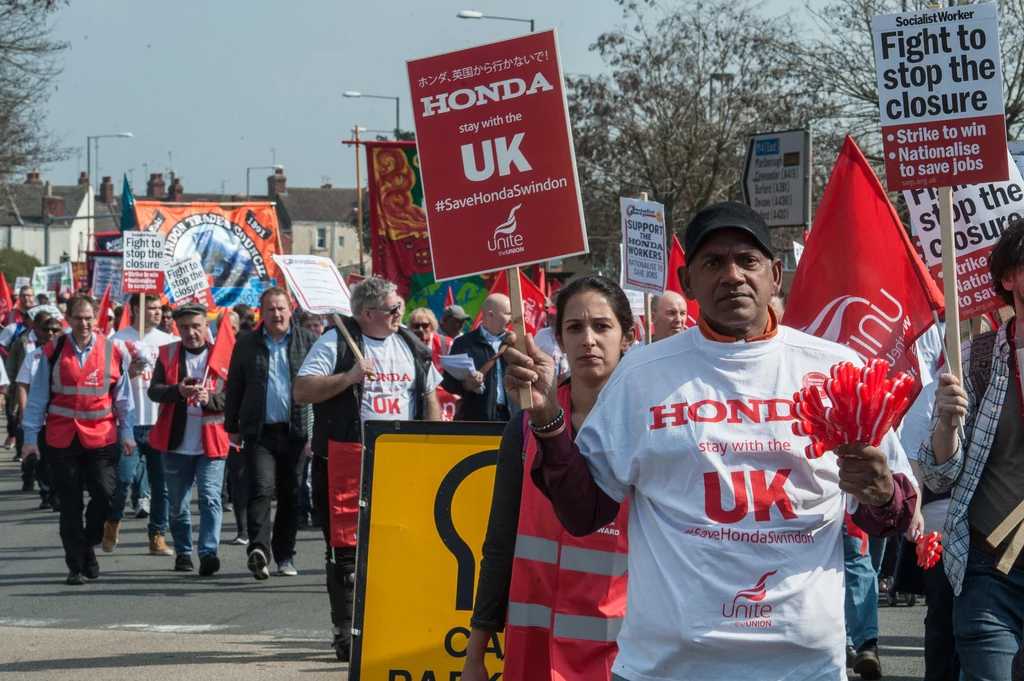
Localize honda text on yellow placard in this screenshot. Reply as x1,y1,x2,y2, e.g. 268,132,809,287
352,422,506,681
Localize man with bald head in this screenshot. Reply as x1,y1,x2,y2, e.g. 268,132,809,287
652,290,690,342
441,293,512,422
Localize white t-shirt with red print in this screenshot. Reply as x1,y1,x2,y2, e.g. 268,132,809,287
575,325,911,681
111,326,177,427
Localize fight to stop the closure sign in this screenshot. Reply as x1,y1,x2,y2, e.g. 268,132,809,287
872,3,1007,191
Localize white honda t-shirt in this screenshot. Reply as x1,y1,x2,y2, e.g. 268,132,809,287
575,325,911,681
297,330,442,422
111,326,177,427
171,348,208,456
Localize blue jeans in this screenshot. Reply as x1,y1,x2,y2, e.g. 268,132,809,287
137,427,169,537
843,523,879,648
110,445,149,522
164,452,224,558
953,548,1024,681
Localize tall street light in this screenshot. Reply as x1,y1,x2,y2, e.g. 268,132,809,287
344,92,401,139
247,164,283,197
457,10,535,32
86,133,133,190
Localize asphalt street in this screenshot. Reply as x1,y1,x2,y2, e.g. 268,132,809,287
0,451,928,680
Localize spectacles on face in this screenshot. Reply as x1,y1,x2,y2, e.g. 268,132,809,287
410,322,431,330
373,304,402,316
71,315,95,324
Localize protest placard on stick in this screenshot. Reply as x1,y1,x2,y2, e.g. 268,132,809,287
872,3,1007,381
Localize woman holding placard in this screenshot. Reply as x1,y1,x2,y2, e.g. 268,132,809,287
462,275,633,681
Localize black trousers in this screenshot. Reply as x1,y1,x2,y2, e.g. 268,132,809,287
227,445,248,535
21,426,51,500
49,435,119,572
244,424,305,562
311,455,355,642
924,556,960,681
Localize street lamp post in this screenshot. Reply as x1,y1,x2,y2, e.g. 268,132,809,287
343,92,401,139
246,165,283,198
86,132,133,192
457,10,535,32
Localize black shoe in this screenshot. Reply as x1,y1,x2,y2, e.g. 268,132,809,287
12,454,21,462
332,633,350,662
846,644,857,669
51,497,60,512
83,549,99,579
65,571,86,585
21,481,33,491
310,513,320,529
174,555,195,572
198,555,220,576
298,512,309,529
853,641,882,680
247,547,270,581
38,499,51,510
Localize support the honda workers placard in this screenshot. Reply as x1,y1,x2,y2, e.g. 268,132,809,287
872,4,1007,191
408,29,588,281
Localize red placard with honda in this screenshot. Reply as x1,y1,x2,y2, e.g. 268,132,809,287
407,29,588,281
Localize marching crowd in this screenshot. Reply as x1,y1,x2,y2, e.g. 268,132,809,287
3,201,1023,680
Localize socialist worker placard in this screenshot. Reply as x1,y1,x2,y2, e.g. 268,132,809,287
408,29,588,281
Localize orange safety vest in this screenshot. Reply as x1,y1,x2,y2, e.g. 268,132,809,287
148,342,229,458
503,383,629,681
43,333,123,449
428,332,452,372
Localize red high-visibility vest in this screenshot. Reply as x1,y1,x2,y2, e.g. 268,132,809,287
503,383,629,681
428,332,452,371
43,333,123,449
148,342,229,458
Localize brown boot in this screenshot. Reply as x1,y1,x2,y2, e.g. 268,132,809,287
100,520,120,553
149,532,173,556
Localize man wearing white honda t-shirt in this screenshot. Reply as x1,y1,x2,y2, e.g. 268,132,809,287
503,202,917,681
107,294,176,557
294,276,442,662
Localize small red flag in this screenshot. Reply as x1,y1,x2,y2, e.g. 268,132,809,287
785,136,944,405
665,234,701,328
444,285,455,309
0,273,11,326
96,284,113,335
207,312,236,382
471,270,547,335
117,301,132,331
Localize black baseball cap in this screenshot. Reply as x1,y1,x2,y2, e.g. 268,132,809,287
683,201,775,259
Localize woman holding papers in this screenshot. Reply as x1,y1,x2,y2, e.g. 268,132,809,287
462,275,634,681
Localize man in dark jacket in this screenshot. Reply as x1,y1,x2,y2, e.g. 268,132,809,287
224,286,317,579
441,293,512,422
293,276,442,661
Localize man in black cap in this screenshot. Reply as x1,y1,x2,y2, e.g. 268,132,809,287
439,304,470,343
501,201,917,681
147,302,229,577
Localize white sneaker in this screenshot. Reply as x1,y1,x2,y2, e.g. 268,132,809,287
230,534,249,546
134,497,151,519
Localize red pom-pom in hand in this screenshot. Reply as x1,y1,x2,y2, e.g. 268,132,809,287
915,531,943,569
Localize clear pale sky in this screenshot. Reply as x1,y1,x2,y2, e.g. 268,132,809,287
42,0,808,195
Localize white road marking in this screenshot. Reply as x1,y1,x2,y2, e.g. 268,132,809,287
104,624,235,634
0,618,64,627
881,645,926,652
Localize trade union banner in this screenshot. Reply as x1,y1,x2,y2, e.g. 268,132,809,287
364,140,493,322
133,201,284,307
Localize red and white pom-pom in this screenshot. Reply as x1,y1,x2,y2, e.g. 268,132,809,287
792,359,915,459
915,531,943,569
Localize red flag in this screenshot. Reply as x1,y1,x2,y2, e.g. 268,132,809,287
207,312,236,382
96,284,113,336
472,270,547,335
0,273,11,326
444,285,455,309
117,302,132,331
785,136,944,404
535,267,546,297
665,235,701,328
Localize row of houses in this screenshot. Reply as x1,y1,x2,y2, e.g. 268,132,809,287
0,169,366,273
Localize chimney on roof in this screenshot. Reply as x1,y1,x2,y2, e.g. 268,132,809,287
99,176,115,204
321,182,333,189
268,167,286,199
42,181,66,221
168,170,184,201
78,171,89,187
25,169,42,185
147,173,166,199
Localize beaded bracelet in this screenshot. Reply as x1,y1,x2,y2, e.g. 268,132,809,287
530,407,565,434
533,421,567,439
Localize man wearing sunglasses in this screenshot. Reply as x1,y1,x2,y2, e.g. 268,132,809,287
294,276,443,662
14,315,62,509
